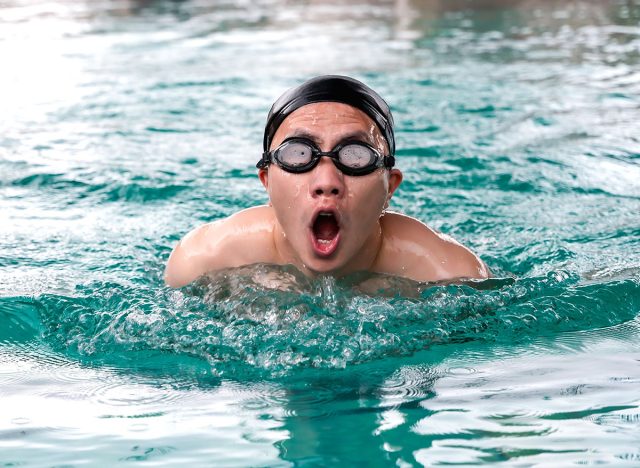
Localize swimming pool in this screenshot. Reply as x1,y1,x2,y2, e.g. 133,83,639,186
1,0,639,464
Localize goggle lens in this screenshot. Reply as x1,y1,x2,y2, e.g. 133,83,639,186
278,141,315,167
338,144,376,168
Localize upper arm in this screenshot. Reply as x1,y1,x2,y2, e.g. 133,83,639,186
435,233,490,280
164,207,275,288
164,222,218,288
378,213,489,282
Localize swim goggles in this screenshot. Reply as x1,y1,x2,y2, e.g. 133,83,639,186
256,137,395,176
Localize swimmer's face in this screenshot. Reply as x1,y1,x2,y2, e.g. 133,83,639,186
259,102,403,276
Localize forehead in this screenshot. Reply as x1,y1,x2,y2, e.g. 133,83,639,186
271,102,382,148
284,102,374,126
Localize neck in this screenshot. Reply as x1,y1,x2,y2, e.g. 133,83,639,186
343,221,384,275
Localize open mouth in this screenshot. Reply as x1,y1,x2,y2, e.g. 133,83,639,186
311,211,341,257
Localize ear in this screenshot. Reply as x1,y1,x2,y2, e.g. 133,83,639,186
386,168,403,202
258,168,269,190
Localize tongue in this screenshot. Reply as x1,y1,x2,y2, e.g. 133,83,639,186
314,216,339,240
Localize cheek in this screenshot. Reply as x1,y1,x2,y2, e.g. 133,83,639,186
269,172,301,199
347,175,389,216
268,173,308,218
351,173,389,200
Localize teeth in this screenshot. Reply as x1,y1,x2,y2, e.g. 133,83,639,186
318,239,331,245
319,213,333,217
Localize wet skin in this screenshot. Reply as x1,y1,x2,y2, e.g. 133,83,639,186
259,102,402,276
165,102,489,288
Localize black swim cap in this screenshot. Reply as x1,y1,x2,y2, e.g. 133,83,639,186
261,75,396,160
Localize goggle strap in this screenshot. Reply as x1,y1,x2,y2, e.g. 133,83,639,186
385,155,395,168
256,152,270,169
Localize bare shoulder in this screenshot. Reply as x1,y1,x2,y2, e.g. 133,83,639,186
164,206,278,287
375,212,489,282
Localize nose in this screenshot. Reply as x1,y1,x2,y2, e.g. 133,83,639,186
309,157,344,198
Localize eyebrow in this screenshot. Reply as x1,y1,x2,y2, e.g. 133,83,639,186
289,130,320,143
288,130,375,146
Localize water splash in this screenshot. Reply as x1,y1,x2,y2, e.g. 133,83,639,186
3,264,634,379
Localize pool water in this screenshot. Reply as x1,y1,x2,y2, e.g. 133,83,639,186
1,0,640,465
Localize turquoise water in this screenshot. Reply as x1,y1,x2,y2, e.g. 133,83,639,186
1,0,640,465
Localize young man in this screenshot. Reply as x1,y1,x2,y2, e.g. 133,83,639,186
165,75,489,288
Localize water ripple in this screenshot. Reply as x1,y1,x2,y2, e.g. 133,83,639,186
90,380,185,407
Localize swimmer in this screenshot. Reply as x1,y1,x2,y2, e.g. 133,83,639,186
165,75,489,288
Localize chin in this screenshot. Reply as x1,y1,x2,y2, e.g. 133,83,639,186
301,255,348,276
